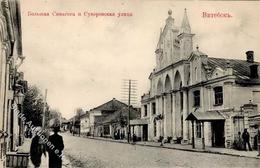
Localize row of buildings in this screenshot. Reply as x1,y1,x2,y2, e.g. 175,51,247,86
0,0,28,167
70,98,142,140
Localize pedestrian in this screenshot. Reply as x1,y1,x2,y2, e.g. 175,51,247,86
47,126,64,168
132,133,137,145
237,131,243,150
242,128,252,151
30,127,46,168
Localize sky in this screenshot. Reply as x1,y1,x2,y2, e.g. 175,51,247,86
20,0,260,119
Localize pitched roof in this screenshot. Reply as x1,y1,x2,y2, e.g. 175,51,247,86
97,106,141,125
92,98,127,112
207,57,260,80
79,111,89,119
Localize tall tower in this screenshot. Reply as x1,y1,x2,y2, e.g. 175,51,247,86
178,8,194,60
155,10,180,70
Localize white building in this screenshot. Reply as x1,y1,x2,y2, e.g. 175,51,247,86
80,112,90,136
141,9,260,148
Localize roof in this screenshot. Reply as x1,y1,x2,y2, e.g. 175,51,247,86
92,98,127,112
186,111,225,121
207,57,260,80
130,119,149,125
79,111,89,119
97,106,141,125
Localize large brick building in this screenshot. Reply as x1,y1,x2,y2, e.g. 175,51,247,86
140,9,260,148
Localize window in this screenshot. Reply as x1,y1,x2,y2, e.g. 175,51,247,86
152,102,156,115
195,67,198,81
196,121,201,138
214,86,223,105
144,105,148,117
193,90,200,107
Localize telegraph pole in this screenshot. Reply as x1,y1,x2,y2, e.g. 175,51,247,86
121,79,137,143
128,80,131,143
42,89,48,129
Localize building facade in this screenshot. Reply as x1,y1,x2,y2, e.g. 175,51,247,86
141,9,260,148
0,0,26,167
88,98,140,139
80,111,90,136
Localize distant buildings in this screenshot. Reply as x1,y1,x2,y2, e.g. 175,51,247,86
76,98,141,139
79,112,90,136
140,9,260,148
0,0,27,167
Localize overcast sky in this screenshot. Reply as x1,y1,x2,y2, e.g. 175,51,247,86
20,0,260,119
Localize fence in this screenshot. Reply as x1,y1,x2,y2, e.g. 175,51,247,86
6,152,29,168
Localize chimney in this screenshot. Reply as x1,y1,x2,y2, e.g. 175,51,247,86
246,51,254,63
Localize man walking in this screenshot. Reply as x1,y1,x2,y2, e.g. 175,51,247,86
47,126,64,168
242,128,252,151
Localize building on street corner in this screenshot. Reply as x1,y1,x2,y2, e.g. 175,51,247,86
0,0,28,167
140,9,260,149
87,98,141,139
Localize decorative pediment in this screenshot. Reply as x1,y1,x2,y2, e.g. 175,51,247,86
209,67,225,79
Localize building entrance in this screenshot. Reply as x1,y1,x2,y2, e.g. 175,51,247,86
142,124,148,141
212,121,225,147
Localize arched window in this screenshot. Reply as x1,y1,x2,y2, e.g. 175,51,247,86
195,67,198,81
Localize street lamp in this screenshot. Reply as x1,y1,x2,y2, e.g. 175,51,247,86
15,90,25,105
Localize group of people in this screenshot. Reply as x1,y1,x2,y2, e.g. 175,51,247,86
30,126,64,168
237,128,253,151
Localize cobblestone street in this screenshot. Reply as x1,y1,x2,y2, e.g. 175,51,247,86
62,133,260,168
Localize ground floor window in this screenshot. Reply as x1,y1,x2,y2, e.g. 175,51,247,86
196,121,201,138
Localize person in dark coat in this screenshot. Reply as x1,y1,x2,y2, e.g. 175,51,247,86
30,132,46,168
242,128,252,151
47,126,64,168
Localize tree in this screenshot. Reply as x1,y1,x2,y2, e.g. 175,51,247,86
23,85,44,126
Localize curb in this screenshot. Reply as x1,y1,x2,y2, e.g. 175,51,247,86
81,135,260,160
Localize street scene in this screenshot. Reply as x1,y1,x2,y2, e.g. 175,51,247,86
63,134,260,168
1,0,260,168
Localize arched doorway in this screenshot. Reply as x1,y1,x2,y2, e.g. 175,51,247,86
173,71,184,139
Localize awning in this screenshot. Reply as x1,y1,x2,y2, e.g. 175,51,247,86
186,111,225,121
130,119,149,126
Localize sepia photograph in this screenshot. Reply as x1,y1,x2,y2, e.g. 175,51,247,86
0,0,260,167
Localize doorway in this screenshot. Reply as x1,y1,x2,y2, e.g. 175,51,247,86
212,121,225,147
142,124,148,141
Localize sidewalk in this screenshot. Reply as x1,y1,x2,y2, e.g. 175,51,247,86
18,138,72,168
83,135,260,159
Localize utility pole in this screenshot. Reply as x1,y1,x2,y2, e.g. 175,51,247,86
42,89,48,129
128,80,131,143
121,79,137,143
